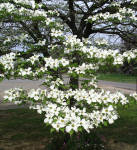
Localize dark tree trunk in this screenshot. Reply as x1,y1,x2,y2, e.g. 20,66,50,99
69,76,79,109
69,50,80,109
69,76,79,90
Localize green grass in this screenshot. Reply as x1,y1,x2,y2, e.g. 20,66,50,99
97,103,137,144
0,108,52,149
97,73,137,83
0,103,137,149
0,109,50,140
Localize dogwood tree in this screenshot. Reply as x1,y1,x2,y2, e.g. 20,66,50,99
0,0,137,142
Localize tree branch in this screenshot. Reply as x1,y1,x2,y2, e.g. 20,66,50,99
19,21,38,42
67,0,77,34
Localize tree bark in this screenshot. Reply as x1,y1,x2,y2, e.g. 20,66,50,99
69,76,79,109
69,51,80,109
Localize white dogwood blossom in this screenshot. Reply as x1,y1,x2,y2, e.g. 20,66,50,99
26,54,41,65
131,0,137,4
68,63,98,74
95,39,108,46
0,52,16,70
0,74,4,78
123,49,137,61
51,29,64,37
44,57,69,68
13,0,36,9
19,68,33,76
4,87,128,133
87,7,137,22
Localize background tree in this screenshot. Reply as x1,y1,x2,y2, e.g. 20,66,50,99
121,27,137,50
0,22,17,55
0,0,137,55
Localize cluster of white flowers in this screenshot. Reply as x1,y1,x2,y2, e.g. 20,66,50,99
110,1,121,7
28,88,45,101
83,46,136,65
68,63,98,74
1,49,136,79
4,86,130,133
64,35,83,52
131,0,137,4
17,33,29,42
123,49,137,61
119,7,136,19
113,54,124,65
51,29,64,37
13,0,36,9
3,87,129,107
88,77,98,88
3,37,11,44
26,54,41,65
0,74,4,78
44,57,69,68
0,2,56,25
3,34,30,45
19,67,33,76
42,103,118,133
66,89,128,105
33,9,48,18
90,47,123,65
18,67,47,78
15,56,69,77
50,78,64,89
43,76,65,90
88,7,137,22
36,39,46,46
63,36,136,65
0,52,16,70
4,88,23,104
17,7,47,19
0,3,15,13
95,39,108,46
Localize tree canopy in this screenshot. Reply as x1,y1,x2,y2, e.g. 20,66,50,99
0,0,137,56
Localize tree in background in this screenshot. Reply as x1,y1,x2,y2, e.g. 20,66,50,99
0,0,137,55
0,0,137,149
0,22,16,55
119,27,137,75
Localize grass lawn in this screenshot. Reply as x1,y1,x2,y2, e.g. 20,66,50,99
0,108,52,150
0,103,137,149
97,73,137,84
97,103,137,144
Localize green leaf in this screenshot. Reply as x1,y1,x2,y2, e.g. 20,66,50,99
127,59,130,63
60,128,65,133
78,127,83,132
104,121,108,127
69,130,74,136
50,128,56,133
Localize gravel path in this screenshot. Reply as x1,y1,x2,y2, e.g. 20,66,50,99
98,80,136,91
